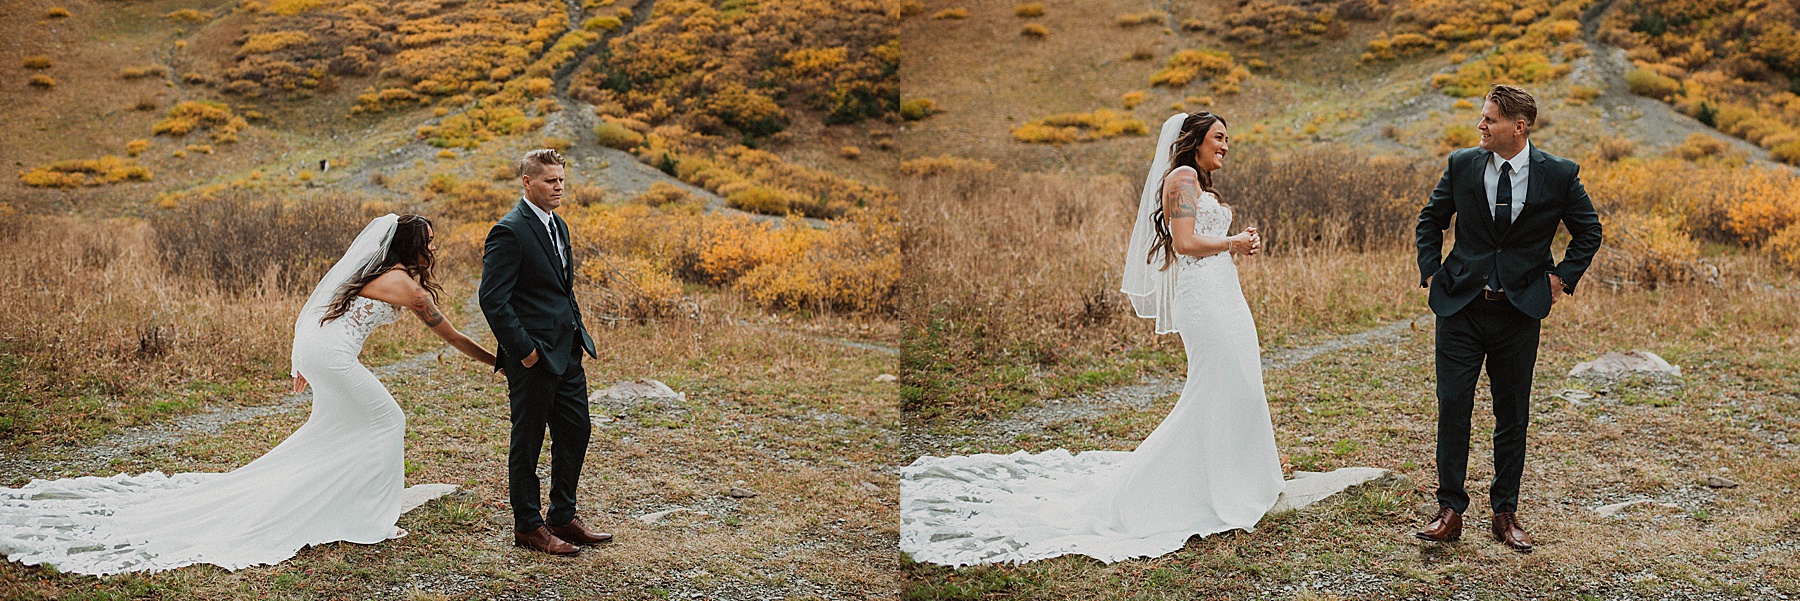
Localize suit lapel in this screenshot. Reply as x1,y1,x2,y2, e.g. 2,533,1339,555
1467,149,1498,242
518,199,566,285
1514,146,1553,228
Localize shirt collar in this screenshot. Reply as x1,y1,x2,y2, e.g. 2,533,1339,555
523,197,555,227
1492,142,1532,172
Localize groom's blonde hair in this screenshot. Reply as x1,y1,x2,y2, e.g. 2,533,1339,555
517,148,566,179
1485,84,1537,134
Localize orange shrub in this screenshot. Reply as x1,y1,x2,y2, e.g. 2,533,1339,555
560,202,900,314
164,9,213,22
18,156,152,187
594,120,646,150
635,135,893,219
1014,3,1044,17
1150,49,1247,92
46,7,71,18
28,75,55,89
126,139,150,157
932,8,969,19
1767,223,1800,268
1012,110,1149,144
153,101,248,144
1440,124,1478,151
1676,132,1731,161
728,187,794,215
22,56,51,69
1600,212,1701,286
1021,23,1048,38
900,98,939,120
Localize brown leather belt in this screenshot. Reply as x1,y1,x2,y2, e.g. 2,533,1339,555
1480,289,1507,301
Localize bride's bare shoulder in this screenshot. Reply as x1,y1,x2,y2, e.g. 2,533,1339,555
1161,165,1199,192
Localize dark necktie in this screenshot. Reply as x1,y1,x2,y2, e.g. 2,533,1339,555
1490,161,1513,291
547,218,564,267
1495,162,1513,240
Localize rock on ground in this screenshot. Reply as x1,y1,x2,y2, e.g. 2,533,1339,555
1568,350,1682,378
589,379,687,404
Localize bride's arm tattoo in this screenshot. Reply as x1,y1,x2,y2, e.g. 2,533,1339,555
1163,172,1199,219
410,298,446,327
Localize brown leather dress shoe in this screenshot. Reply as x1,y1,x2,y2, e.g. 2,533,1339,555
1415,506,1463,542
1491,511,1533,553
514,526,579,556
547,517,613,545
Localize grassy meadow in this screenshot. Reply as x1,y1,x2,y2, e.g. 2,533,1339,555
3,0,903,598
895,0,1800,598
896,153,1800,598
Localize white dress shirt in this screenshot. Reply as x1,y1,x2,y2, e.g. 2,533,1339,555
1482,142,1530,291
1483,141,1531,224
523,197,564,267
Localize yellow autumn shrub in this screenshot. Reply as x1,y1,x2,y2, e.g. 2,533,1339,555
1012,110,1149,144
18,156,152,187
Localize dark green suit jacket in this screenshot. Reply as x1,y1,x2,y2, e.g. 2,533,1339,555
1417,145,1604,320
479,199,597,375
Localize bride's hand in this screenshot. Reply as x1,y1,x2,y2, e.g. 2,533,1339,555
291,375,308,394
1245,227,1261,256
1227,231,1257,256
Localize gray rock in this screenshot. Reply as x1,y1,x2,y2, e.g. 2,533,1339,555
1553,389,1593,406
873,373,899,383
1595,499,1680,517
400,483,461,514
727,487,758,498
1269,467,1405,513
636,507,690,523
589,379,686,404
1706,475,1740,488
1568,351,1682,378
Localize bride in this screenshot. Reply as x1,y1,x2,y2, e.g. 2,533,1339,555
900,112,1282,565
0,213,496,575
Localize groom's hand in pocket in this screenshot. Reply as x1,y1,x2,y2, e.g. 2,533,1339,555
1549,273,1567,304
521,349,540,368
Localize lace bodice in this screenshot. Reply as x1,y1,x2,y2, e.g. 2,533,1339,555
332,296,404,345
1179,192,1233,269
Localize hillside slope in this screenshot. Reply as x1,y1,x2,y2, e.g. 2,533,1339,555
897,0,1785,175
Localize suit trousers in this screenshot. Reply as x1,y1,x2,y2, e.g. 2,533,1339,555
505,344,590,532
1434,296,1539,514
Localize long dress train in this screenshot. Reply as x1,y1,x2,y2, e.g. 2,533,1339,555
0,296,408,575
900,192,1282,565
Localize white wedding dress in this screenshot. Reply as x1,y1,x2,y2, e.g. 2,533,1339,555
0,293,409,576
900,191,1284,566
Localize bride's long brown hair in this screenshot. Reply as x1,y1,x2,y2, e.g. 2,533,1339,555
1148,111,1226,271
320,214,443,324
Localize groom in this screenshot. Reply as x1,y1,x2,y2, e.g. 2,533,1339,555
480,148,612,555
1413,85,1602,553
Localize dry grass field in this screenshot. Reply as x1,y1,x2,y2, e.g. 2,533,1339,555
1,312,900,599
2,0,902,598
896,155,1800,598
895,0,1800,591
